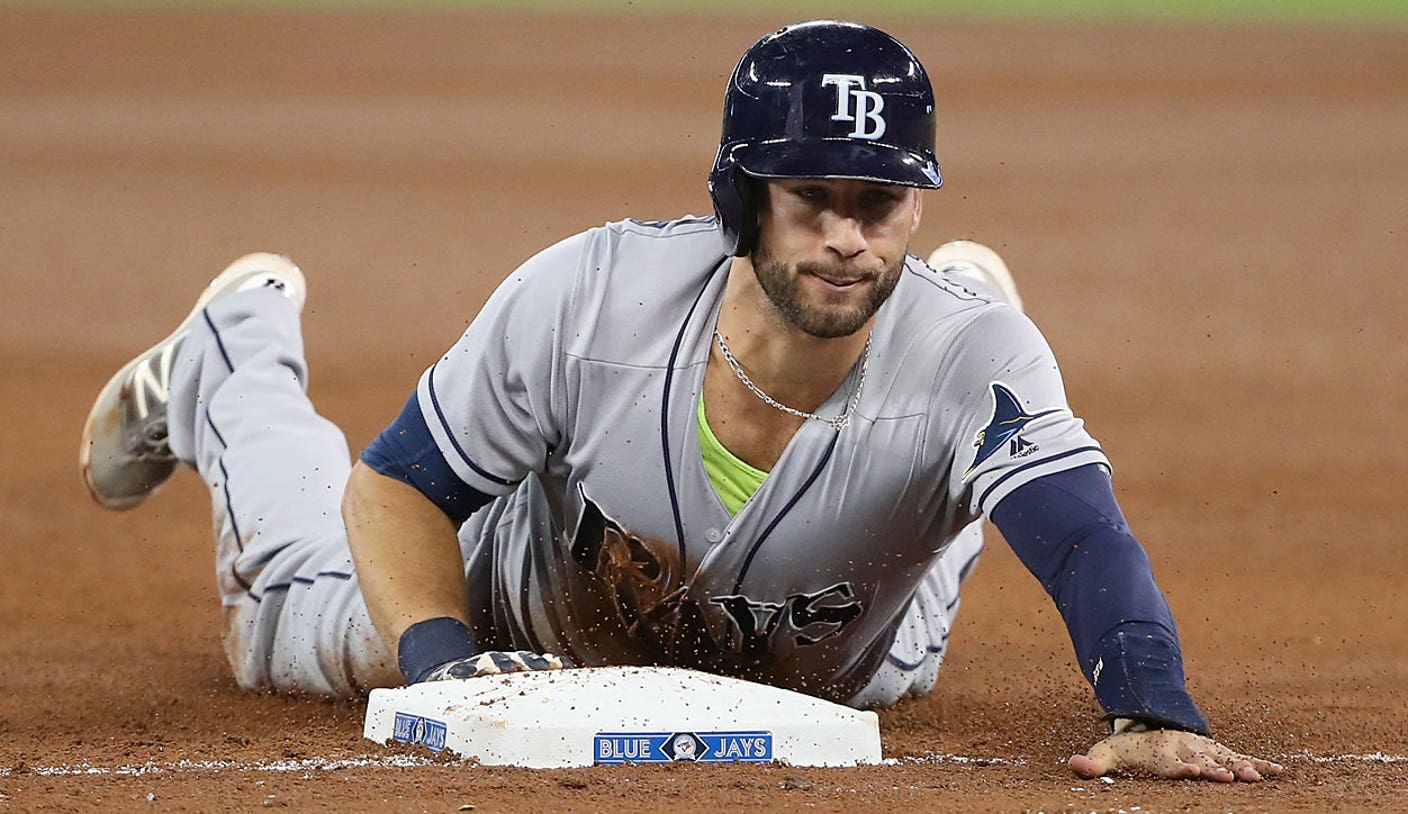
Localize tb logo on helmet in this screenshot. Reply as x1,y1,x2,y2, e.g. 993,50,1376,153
822,73,886,140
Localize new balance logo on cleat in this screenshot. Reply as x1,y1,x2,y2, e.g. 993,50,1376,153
1010,436,1039,459
127,342,178,420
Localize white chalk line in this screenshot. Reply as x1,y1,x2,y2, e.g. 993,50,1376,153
889,753,1029,767
1,750,1403,778
899,750,1408,768
1283,750,1408,764
899,750,1408,767
0,754,447,778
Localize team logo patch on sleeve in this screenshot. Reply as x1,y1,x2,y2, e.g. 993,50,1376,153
964,382,1051,480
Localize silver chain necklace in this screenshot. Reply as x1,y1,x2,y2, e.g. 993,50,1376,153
712,329,870,432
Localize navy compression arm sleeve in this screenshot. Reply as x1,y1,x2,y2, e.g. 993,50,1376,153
990,464,1210,734
361,393,495,526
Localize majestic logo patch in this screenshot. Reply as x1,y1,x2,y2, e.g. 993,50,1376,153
594,731,773,764
822,74,886,139
965,382,1043,479
1010,436,1039,459
392,712,448,752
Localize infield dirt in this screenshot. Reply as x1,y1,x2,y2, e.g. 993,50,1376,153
0,7,1405,812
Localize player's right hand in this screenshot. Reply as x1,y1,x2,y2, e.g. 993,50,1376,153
1070,726,1284,782
420,651,575,682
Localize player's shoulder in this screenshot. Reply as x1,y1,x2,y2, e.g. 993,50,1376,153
883,255,1050,363
887,254,1016,331
575,214,730,292
898,253,1003,310
546,216,729,364
587,215,729,272
603,215,722,241
502,215,723,291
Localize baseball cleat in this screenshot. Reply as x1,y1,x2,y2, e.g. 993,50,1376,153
80,253,307,510
927,240,1024,314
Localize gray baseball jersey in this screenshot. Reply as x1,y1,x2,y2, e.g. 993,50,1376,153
419,216,1108,702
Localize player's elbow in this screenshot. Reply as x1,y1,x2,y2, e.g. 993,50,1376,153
341,460,378,543
341,460,411,540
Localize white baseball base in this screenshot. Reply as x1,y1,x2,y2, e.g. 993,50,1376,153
363,666,881,768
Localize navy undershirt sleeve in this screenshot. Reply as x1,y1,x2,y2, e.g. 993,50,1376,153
990,464,1210,734
360,393,495,527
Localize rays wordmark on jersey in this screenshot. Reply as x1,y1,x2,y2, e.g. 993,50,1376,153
710,583,864,657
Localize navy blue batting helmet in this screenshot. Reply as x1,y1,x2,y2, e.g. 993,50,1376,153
708,20,943,257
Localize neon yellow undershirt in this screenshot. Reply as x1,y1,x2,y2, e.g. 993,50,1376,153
697,396,769,515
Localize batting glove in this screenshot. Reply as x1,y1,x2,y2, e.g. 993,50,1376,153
398,617,575,684
422,651,575,682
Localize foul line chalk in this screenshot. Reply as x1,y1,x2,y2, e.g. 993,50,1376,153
2,750,1403,778
0,755,448,778
885,750,1408,769
886,752,1029,767
1285,750,1408,764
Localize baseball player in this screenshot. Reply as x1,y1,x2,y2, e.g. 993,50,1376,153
80,20,1281,781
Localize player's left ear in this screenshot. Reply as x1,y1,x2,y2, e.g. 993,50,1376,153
909,190,924,235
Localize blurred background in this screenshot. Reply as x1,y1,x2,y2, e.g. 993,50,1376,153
0,0,1405,810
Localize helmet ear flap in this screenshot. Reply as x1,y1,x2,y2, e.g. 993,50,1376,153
731,173,759,258
709,166,759,258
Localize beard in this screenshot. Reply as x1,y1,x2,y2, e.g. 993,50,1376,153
750,244,903,339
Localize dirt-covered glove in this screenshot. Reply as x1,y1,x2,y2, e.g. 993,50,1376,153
397,616,575,685
422,651,574,681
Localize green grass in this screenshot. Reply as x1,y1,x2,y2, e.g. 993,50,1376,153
447,0,1408,27
13,0,1408,27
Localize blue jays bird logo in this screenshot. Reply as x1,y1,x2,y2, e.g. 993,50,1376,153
965,382,1048,480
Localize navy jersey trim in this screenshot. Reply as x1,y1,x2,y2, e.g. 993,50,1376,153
203,411,244,554
362,393,496,524
660,277,715,565
215,402,254,594
196,316,255,592
209,416,253,592
201,309,236,373
249,570,354,603
977,445,1103,510
199,313,244,557
732,432,841,592
518,536,543,652
425,361,517,488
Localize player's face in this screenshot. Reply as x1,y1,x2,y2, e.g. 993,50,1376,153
751,178,921,339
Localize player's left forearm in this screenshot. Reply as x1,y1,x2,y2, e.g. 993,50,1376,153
990,464,1209,734
342,461,474,662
